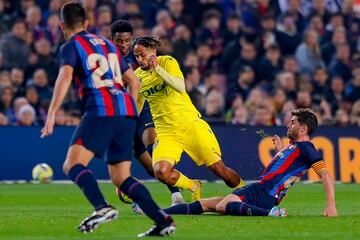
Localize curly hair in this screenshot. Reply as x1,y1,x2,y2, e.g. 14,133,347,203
132,36,163,50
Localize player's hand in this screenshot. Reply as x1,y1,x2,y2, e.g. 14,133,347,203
148,54,158,69
324,204,337,217
272,135,283,152
41,112,56,138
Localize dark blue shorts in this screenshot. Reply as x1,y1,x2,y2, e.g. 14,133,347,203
70,116,137,164
232,183,277,210
134,101,154,157
137,101,154,138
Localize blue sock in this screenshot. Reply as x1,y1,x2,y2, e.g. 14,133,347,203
167,184,180,193
68,164,107,210
120,177,169,224
163,201,204,215
225,202,270,216
146,143,153,157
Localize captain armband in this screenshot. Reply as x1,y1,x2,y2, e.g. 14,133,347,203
311,160,326,174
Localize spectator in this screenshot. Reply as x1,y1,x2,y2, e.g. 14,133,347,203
55,107,66,126
203,88,225,121
296,90,312,108
185,67,204,112
312,67,329,105
197,10,224,57
223,13,241,44
229,41,258,84
295,28,325,76
256,44,283,85
276,12,302,55
345,65,360,103
17,104,36,126
28,37,58,84
10,68,25,97
321,27,347,65
172,24,195,62
0,0,11,38
0,86,14,119
275,71,297,100
226,66,255,109
0,19,30,70
31,68,52,101
350,100,360,126
325,75,345,114
328,43,352,82
250,103,274,126
334,108,350,126
0,71,11,88
25,6,42,41
0,112,8,125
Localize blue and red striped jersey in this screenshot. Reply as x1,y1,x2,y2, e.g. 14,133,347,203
59,31,137,117
123,52,138,70
258,141,322,203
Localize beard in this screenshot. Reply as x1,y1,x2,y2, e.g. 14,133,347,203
287,129,298,140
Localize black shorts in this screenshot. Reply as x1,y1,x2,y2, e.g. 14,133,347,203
70,115,137,164
134,101,154,157
232,183,277,210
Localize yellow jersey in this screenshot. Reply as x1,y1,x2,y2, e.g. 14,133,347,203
135,55,200,135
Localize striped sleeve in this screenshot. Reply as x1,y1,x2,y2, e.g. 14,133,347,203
311,160,326,174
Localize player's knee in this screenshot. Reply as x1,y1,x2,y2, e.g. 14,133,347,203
154,165,172,183
215,202,226,215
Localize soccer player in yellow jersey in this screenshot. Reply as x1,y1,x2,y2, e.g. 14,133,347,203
133,36,245,200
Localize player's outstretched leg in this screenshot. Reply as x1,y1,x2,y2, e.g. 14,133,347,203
208,160,245,188
63,145,117,233
109,161,176,237
135,138,184,206
153,161,202,201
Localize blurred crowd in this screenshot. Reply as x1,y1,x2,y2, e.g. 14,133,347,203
0,0,360,127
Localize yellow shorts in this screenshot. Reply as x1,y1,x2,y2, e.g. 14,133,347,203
152,119,222,167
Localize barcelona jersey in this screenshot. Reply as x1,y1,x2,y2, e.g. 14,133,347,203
258,141,322,203
59,31,137,117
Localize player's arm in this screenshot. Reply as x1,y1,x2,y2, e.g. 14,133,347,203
136,91,145,113
148,55,185,93
312,161,337,217
41,65,73,138
122,68,139,102
119,55,139,102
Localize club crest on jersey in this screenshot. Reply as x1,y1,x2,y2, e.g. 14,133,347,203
289,144,296,150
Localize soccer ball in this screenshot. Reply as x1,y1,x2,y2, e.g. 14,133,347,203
116,188,133,204
32,163,53,183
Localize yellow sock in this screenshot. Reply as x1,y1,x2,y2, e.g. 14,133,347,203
174,172,195,191
233,179,246,190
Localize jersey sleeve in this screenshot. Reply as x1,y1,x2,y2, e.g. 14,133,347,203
161,56,184,80
119,55,130,74
59,41,78,68
300,142,323,166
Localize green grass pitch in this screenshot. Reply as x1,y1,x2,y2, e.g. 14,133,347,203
0,182,359,239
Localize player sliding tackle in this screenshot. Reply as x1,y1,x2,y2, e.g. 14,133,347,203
163,109,338,217
133,36,245,201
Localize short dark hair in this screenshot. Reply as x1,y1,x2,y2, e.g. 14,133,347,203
110,20,133,38
291,108,318,135
60,2,86,30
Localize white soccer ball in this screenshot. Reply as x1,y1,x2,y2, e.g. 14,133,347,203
32,163,53,183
